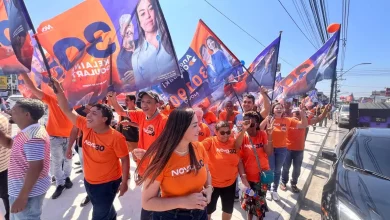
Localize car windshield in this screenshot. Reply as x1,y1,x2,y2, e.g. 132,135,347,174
341,106,349,112
344,135,390,178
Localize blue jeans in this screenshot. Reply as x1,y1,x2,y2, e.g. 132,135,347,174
282,150,304,185
84,177,121,220
268,147,288,192
153,209,207,220
9,194,45,220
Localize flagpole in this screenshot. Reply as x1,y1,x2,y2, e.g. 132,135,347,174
270,31,282,104
329,27,341,106
155,0,191,107
18,0,56,92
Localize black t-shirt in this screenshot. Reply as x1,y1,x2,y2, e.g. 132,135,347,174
119,115,139,142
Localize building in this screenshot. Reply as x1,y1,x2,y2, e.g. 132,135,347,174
0,75,19,98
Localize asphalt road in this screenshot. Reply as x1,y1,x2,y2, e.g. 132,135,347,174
296,123,349,220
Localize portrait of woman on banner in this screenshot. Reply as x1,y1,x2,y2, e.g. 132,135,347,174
202,36,232,88
247,47,276,91
131,0,177,90
116,14,138,92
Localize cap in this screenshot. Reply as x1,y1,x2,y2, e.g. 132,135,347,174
138,91,160,103
292,107,300,113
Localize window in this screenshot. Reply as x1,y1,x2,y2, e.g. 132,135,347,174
344,135,390,178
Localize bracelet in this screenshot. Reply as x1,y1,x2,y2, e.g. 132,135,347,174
240,174,247,178
205,185,214,192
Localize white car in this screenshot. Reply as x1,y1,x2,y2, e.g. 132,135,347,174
337,105,350,127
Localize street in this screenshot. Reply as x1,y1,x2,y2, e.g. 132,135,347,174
296,123,349,220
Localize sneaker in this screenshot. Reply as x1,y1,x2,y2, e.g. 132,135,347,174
51,176,56,183
291,185,300,193
74,161,81,166
266,190,272,201
272,191,280,201
75,169,83,174
280,182,287,191
51,185,66,199
80,195,91,207
65,177,73,189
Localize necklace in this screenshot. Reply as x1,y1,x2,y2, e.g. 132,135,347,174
175,149,189,155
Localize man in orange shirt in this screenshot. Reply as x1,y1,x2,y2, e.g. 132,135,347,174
20,73,74,200
242,87,270,127
200,104,217,136
280,105,330,193
107,90,167,220
218,101,239,130
194,108,211,142
51,79,130,220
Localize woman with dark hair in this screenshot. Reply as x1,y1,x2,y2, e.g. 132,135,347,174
136,108,212,220
239,111,274,220
201,120,250,220
205,36,232,82
266,103,307,202
132,0,177,90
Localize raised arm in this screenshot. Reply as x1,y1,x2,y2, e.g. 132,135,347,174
20,73,44,99
309,104,331,125
264,116,274,155
106,92,127,117
234,121,250,150
259,87,270,118
51,78,78,124
296,109,308,129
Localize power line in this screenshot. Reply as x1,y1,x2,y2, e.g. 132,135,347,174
277,0,318,49
203,0,295,68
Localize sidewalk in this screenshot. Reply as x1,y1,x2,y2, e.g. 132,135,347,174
0,125,329,220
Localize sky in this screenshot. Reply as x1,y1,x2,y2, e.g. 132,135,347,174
24,0,390,98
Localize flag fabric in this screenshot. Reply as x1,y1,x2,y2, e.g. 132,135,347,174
308,90,319,103
0,0,29,75
275,72,282,83
35,0,181,107
4,0,33,70
275,29,340,100
245,36,281,90
156,19,242,108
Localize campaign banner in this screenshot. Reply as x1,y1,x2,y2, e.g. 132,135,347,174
36,0,181,107
4,0,33,70
245,36,280,90
0,1,29,75
275,29,340,100
157,19,243,107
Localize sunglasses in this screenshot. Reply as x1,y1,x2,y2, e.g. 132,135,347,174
219,130,231,136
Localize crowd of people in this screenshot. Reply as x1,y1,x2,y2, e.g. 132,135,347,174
0,72,332,220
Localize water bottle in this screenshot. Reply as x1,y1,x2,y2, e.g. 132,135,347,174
245,188,255,197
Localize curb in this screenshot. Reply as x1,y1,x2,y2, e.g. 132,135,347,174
289,125,332,220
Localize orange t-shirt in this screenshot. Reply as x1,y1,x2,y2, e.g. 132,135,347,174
240,132,269,183
198,123,211,142
42,93,73,137
128,110,167,174
203,111,217,125
76,116,129,184
272,117,299,148
160,106,173,116
287,117,310,151
155,142,208,198
202,136,239,187
218,111,239,129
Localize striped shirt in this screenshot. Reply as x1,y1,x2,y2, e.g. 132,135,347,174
8,124,51,197
0,112,11,172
